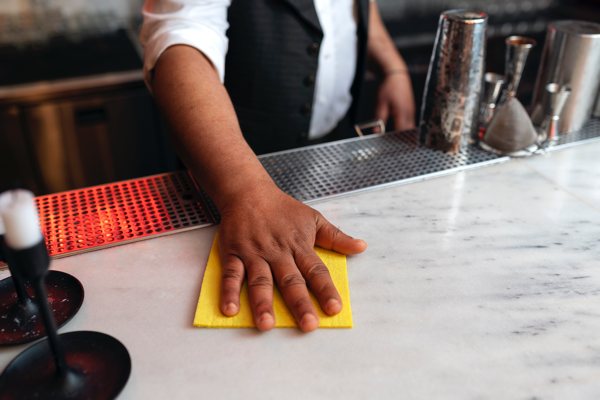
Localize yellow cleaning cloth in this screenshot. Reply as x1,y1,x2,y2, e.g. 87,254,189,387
193,235,353,328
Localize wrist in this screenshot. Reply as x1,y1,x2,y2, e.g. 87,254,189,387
215,176,281,213
383,68,409,79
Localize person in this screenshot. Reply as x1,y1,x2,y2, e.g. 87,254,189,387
140,0,415,332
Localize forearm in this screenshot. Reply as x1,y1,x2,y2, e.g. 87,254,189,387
151,45,275,209
148,28,367,334
367,2,408,75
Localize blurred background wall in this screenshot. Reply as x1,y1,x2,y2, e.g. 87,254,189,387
0,0,143,18
0,0,598,194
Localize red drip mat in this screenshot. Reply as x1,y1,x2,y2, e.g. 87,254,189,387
36,172,216,258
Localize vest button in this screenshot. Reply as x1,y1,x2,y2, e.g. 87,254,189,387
300,102,312,116
306,42,320,56
303,73,316,87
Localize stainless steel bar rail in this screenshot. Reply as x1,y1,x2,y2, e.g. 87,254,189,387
34,119,600,258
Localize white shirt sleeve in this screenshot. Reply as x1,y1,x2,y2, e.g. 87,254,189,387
139,0,231,86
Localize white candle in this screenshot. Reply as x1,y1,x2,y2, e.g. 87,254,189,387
0,190,43,250
0,193,8,236
0,208,4,236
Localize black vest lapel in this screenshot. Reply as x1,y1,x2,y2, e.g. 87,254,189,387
356,0,369,37
281,0,322,33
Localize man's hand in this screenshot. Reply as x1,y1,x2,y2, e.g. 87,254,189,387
375,72,416,132
368,1,416,132
151,46,367,332
217,183,367,332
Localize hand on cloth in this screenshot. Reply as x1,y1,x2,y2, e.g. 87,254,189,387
217,184,367,332
375,71,416,132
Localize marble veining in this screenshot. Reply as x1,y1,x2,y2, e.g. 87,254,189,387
1,142,599,399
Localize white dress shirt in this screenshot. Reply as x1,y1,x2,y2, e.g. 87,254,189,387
140,0,358,139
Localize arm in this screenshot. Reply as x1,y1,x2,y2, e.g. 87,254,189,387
147,29,367,332
367,1,416,131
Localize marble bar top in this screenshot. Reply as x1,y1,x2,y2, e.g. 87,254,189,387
1,141,599,399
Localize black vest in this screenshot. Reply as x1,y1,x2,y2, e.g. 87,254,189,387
225,0,370,154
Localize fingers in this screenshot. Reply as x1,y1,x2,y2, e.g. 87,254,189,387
294,251,342,316
220,254,244,316
315,216,367,255
216,196,367,333
375,100,390,126
271,258,319,332
220,252,275,331
378,75,415,132
220,249,322,332
393,110,416,132
245,258,275,331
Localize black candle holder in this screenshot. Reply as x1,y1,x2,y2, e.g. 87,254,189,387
0,237,84,346
0,241,131,399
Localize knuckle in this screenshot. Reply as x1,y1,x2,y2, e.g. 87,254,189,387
330,226,342,245
250,238,285,257
222,266,243,282
248,274,273,289
291,229,311,245
313,281,333,297
279,273,306,289
314,211,325,225
253,300,272,312
293,297,312,311
223,239,244,253
305,263,329,281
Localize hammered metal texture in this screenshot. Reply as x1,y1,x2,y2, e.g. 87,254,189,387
259,130,504,203
37,172,216,258
419,10,488,153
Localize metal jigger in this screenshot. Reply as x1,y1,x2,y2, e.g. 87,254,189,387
539,83,571,146
478,72,505,139
0,191,83,346
500,36,536,103
0,190,131,399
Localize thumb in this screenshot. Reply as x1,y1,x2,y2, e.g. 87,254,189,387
315,216,367,255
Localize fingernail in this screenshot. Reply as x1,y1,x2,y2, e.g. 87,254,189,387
325,298,342,315
257,312,274,330
223,302,238,316
300,314,319,332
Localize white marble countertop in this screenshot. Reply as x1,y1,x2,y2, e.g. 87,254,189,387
1,141,600,399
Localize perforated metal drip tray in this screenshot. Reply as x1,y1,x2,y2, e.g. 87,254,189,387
37,119,600,258
260,130,504,203
37,172,214,258
261,118,600,203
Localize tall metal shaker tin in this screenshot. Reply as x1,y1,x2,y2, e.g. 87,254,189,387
531,20,600,133
419,10,487,154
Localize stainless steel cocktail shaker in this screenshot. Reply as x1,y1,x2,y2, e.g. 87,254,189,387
419,10,487,154
531,20,600,133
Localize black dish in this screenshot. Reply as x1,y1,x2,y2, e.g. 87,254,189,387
0,270,84,346
0,330,131,400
